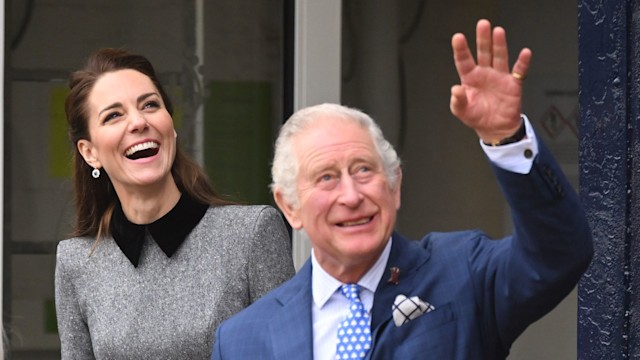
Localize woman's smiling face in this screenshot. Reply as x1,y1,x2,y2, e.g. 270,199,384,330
77,69,177,194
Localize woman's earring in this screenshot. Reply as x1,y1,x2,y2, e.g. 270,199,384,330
92,168,101,179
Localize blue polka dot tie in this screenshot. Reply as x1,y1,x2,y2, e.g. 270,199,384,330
336,284,371,359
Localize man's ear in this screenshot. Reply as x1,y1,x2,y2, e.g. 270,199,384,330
393,168,402,210
273,188,302,230
77,139,101,169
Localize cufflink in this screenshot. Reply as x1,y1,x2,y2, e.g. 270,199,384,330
524,148,533,159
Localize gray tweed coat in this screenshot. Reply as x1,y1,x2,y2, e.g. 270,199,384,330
55,205,295,360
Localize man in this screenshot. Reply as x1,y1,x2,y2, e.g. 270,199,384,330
212,19,593,359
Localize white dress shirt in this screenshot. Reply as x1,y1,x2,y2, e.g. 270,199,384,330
311,240,392,360
481,115,538,174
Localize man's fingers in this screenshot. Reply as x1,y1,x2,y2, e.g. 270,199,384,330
452,33,476,78
492,26,509,73
476,19,492,67
511,48,532,81
450,85,468,117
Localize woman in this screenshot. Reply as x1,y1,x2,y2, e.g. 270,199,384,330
55,48,295,359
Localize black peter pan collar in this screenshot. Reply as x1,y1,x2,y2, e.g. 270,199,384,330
110,194,209,267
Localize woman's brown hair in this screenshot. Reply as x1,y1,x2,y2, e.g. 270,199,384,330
66,48,232,239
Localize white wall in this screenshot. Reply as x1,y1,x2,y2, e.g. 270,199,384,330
291,0,342,270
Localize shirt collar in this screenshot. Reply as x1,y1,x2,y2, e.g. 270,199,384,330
110,194,208,267
311,237,393,309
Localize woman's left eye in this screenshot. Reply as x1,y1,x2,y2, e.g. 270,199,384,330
143,101,160,109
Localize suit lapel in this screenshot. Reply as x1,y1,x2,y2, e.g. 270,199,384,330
266,236,432,359
370,232,431,330
269,261,314,359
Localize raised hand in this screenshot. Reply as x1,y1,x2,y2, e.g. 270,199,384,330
450,19,532,144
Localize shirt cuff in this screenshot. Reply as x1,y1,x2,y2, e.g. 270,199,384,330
480,114,538,174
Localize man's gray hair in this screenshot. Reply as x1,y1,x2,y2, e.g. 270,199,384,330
271,103,401,208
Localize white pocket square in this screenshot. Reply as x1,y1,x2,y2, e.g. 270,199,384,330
392,294,435,327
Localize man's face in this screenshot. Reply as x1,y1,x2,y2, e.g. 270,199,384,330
276,117,401,280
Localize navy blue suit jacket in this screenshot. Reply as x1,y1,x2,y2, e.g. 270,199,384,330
212,142,593,359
